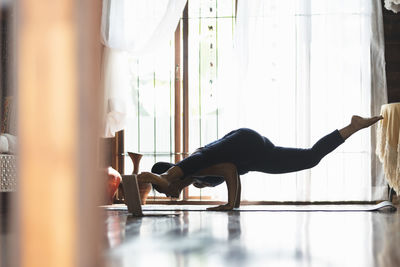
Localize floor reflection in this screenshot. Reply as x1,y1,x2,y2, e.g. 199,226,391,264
105,211,129,248
105,207,399,267
1,211,16,267
374,211,400,267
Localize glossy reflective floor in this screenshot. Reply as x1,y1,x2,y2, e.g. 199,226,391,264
105,204,400,267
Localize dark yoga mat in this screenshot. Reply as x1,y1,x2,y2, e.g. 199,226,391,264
102,201,396,212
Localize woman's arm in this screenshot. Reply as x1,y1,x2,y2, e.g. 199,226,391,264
234,176,241,208
193,162,239,211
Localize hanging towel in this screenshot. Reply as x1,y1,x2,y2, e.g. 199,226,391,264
384,0,400,13
376,103,400,193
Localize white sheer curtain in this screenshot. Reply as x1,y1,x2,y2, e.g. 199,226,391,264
213,0,387,201
100,0,186,137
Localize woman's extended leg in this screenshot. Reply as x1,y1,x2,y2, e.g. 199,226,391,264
255,115,383,174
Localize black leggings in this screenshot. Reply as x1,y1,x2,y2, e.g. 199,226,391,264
153,128,344,177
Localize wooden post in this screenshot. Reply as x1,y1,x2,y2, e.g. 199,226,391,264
116,130,125,173
17,1,103,267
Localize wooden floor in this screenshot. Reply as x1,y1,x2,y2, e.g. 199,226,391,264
1,203,399,266
104,204,400,267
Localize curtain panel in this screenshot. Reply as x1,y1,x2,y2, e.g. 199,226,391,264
100,0,186,137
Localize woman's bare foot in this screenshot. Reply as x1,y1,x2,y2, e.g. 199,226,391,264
350,115,383,131
136,166,186,197
137,172,170,194
339,115,383,140
137,171,191,198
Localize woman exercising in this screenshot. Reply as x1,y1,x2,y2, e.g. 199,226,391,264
138,115,383,211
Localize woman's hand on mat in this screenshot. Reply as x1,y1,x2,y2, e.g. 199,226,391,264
206,203,235,211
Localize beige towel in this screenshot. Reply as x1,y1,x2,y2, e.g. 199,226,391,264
376,103,400,193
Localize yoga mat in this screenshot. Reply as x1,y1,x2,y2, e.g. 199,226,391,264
102,201,396,212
